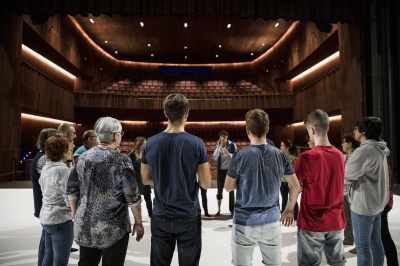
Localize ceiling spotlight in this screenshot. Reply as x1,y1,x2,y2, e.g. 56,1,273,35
216,55,219,58
184,46,187,49
184,23,188,28
99,68,102,71
148,44,151,47
140,22,144,27
281,60,284,62
115,51,118,54
84,57,87,60
262,43,265,46
89,19,94,23
185,56,187,59
275,22,280,27
218,45,222,48
266,70,269,72
227,24,231,28
250,53,254,56
151,54,154,57
105,40,108,44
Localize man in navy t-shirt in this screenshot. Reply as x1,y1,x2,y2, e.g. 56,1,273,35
225,109,301,266
141,93,211,266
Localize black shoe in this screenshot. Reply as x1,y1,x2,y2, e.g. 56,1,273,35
204,213,211,217
71,248,78,253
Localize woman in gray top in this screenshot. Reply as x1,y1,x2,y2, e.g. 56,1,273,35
39,135,73,266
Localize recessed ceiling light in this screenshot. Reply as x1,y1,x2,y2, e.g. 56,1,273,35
148,44,151,47
216,55,219,58
274,65,276,68
105,40,108,44
185,56,187,59
281,60,284,62
84,57,87,60
184,46,187,49
115,51,118,54
89,19,94,23
99,68,102,71
140,22,144,27
218,45,222,48
262,43,265,46
266,70,269,72
275,22,280,27
250,53,254,56
227,24,231,28
184,23,188,28
151,54,154,57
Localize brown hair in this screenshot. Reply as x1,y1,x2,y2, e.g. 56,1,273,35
163,93,189,123
133,136,146,156
44,135,70,161
245,109,270,138
36,128,59,150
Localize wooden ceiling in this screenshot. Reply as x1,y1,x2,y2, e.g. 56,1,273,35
73,15,292,64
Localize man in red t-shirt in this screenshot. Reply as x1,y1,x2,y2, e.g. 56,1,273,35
294,109,346,266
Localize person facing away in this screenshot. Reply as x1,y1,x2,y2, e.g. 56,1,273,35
213,129,237,216
294,109,346,266
341,133,360,248
129,136,153,218
279,139,300,222
345,117,389,266
39,135,74,266
141,93,212,266
67,117,144,266
73,130,99,161
224,109,301,266
30,128,59,265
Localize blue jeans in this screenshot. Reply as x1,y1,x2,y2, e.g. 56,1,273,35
232,222,281,266
297,228,346,266
150,215,202,266
41,220,74,266
351,211,384,266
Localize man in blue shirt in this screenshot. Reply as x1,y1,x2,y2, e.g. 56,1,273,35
73,130,99,161
225,109,301,266
141,93,211,266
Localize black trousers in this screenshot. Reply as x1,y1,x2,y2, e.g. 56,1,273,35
216,169,235,213
78,233,129,266
381,205,399,266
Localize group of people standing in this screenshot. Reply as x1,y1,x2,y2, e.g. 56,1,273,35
29,92,397,266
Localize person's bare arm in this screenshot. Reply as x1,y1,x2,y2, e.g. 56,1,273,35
70,199,78,219
224,175,237,192
197,162,211,189
130,205,144,242
280,174,301,226
141,163,153,185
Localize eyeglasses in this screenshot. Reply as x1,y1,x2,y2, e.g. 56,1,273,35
115,131,124,136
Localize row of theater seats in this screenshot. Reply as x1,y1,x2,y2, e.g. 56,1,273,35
100,79,271,97
119,139,250,179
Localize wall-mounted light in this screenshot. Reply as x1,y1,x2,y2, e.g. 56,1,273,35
21,113,75,125
89,19,94,23
22,44,76,79
291,51,340,81
290,115,341,127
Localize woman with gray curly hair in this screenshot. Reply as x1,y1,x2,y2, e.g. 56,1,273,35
67,117,144,266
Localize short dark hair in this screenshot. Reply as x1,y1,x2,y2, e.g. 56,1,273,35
44,135,70,161
304,109,329,134
36,128,59,150
281,139,299,156
343,133,360,149
245,109,269,138
355,116,383,141
163,93,189,123
218,130,228,137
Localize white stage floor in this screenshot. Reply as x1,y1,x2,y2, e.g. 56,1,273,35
0,187,399,265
